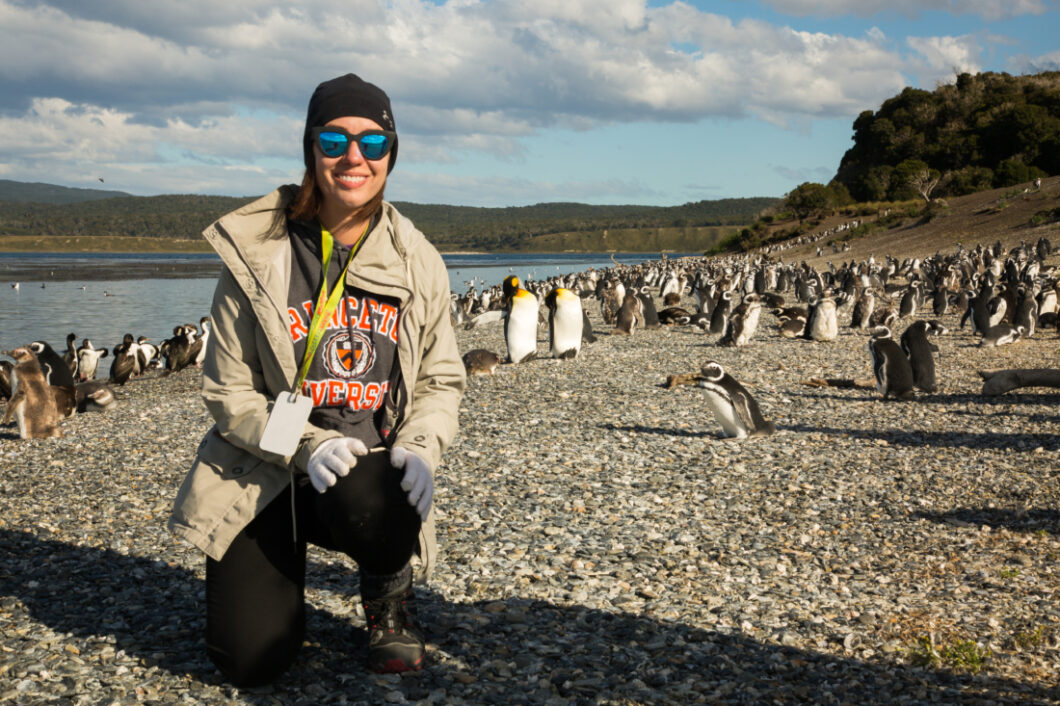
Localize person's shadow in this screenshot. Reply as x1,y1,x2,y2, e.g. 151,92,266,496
2,528,1056,704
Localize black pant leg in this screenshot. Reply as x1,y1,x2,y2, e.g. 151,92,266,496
314,448,421,575
205,485,307,687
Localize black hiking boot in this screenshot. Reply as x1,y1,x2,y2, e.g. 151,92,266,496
361,566,425,673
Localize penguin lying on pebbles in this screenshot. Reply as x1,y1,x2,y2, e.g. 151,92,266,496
75,381,118,412
462,349,502,376
697,361,775,439
981,323,1023,347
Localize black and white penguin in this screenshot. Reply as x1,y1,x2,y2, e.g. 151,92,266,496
931,288,950,317
76,339,109,381
612,291,641,335
503,277,539,363
697,361,775,439
803,294,838,342
981,323,1023,347
462,349,502,376
719,295,762,347
868,326,915,400
850,289,875,330
580,309,597,344
1014,295,1038,338
75,381,118,413
708,290,733,335
544,287,584,359
658,307,692,326
29,341,76,389
635,288,662,330
899,320,941,393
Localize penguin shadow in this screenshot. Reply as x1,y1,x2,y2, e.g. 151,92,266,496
601,422,715,439
1,528,1054,705
775,423,1060,452
912,508,1060,535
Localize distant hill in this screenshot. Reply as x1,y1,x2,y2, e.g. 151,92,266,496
0,179,133,204
0,180,778,252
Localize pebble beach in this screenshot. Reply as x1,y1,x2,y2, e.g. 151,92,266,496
2,261,1060,705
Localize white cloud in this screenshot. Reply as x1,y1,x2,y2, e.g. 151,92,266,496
0,0,1037,201
906,34,982,78
1008,50,1060,73
761,0,1048,20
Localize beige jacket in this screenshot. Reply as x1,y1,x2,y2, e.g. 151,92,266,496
168,186,465,578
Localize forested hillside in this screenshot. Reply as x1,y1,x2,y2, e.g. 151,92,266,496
835,71,1059,202
0,181,776,252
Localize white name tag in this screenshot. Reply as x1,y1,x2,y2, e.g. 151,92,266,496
259,392,313,456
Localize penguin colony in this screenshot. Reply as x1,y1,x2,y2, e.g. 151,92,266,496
0,317,211,439
451,235,1057,438
5,234,1057,440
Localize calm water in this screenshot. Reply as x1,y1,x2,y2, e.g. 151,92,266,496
0,251,680,353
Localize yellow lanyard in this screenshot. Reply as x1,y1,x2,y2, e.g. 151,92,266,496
293,222,371,392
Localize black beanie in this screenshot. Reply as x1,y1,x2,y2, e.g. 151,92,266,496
303,73,398,173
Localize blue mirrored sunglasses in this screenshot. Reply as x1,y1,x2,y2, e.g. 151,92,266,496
311,127,396,161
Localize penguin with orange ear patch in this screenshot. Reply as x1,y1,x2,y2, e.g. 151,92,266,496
503,275,538,363
545,287,583,359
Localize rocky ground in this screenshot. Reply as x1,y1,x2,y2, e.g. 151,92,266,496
2,268,1060,704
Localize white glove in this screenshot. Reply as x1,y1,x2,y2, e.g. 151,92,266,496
390,446,433,522
306,437,368,493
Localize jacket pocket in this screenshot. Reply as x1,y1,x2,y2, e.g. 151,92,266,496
196,428,265,480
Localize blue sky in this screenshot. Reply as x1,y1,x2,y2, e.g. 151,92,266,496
0,0,1056,207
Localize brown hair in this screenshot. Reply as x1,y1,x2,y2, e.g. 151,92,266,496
287,166,386,224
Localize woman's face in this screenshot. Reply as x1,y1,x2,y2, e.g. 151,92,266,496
314,115,390,221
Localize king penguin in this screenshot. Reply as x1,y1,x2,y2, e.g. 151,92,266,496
544,287,584,359
868,326,915,400
503,275,539,363
697,361,775,439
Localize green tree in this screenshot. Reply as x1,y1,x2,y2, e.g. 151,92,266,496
785,182,831,224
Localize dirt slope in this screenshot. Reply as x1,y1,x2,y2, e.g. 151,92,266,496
772,175,1060,268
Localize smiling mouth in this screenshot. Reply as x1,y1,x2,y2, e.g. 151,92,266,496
336,174,368,187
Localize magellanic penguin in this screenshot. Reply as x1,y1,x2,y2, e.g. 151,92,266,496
462,349,502,376
1,347,63,438
612,291,642,335
75,381,118,412
697,361,776,439
503,276,539,363
544,287,584,359
868,326,915,400
981,323,1023,347
804,294,838,342
29,340,76,388
708,291,733,335
899,320,941,393
719,295,762,347
850,289,875,329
